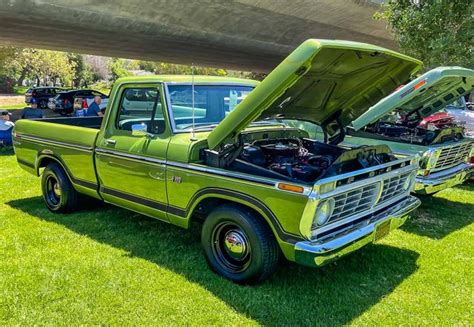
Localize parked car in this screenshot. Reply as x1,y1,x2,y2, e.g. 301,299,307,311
343,67,474,195
25,87,66,108
445,96,474,136
48,89,108,115
13,40,422,283
418,111,456,129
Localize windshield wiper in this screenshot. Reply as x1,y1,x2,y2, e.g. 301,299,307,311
249,121,286,127
180,123,218,130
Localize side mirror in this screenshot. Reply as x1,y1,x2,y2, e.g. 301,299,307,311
131,123,149,137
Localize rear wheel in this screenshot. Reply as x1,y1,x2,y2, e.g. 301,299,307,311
41,163,80,213
201,204,280,284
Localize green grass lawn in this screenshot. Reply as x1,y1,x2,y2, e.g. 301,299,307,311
1,151,473,325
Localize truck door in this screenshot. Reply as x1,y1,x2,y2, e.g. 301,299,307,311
95,83,170,222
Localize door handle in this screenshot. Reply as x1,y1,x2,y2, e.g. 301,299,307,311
104,139,116,145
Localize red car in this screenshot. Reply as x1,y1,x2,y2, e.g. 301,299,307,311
418,111,456,129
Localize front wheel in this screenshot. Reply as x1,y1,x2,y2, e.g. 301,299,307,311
201,204,280,284
41,163,80,213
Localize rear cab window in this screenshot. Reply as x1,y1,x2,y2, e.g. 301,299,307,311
116,87,166,135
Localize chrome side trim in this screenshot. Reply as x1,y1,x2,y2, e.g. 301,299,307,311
166,161,278,187
94,148,279,188
16,133,94,152
95,148,166,165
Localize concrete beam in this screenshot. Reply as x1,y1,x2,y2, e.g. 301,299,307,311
0,0,395,72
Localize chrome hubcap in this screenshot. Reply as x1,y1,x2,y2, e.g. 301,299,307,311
223,230,248,260
53,183,61,197
212,222,252,273
45,176,61,206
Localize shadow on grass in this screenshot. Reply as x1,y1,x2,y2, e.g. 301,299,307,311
7,196,419,326
403,185,474,239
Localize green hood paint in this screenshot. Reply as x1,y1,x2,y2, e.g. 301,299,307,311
352,66,474,130
207,39,421,149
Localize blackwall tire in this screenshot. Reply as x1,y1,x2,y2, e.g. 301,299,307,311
41,163,80,213
201,204,280,284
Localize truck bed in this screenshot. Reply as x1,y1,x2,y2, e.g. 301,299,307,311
39,116,103,129
13,117,102,198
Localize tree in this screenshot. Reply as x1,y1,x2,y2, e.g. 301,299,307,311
109,58,132,81
85,55,111,81
1,48,75,86
376,0,473,69
137,60,228,76
68,54,94,88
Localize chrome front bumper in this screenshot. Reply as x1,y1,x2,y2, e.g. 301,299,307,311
294,196,420,267
414,163,474,195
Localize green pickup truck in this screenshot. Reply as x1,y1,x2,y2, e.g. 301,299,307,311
345,67,474,195
14,39,422,284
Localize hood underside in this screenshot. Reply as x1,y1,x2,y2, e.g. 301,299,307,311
207,39,422,150
352,66,474,130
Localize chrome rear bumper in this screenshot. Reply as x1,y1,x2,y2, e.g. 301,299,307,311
414,163,474,195
294,196,420,267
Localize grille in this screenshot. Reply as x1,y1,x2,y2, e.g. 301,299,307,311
434,142,472,170
330,183,380,223
328,172,412,224
379,172,412,203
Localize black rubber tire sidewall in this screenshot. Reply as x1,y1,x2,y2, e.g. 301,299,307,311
201,204,279,284
41,163,79,213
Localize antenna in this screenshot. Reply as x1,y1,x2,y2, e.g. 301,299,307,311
190,63,197,141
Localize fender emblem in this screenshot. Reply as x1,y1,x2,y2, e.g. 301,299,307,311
171,176,182,183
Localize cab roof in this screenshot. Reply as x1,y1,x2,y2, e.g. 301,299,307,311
116,75,259,85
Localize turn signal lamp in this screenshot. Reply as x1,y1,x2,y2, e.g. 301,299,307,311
277,183,304,193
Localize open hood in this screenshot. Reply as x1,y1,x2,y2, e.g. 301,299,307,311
207,39,421,150
352,66,474,130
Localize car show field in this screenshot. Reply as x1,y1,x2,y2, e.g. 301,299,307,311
1,152,473,325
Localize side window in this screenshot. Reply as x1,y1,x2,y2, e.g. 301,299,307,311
117,87,165,135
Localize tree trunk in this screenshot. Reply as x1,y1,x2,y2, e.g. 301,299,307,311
17,68,27,86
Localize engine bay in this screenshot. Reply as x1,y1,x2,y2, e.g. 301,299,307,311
239,138,335,182
205,132,397,184
361,110,465,145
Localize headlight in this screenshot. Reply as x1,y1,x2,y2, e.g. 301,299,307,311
313,198,335,227
421,149,440,169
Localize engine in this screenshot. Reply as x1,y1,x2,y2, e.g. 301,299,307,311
237,138,394,183
240,138,334,182
365,111,465,145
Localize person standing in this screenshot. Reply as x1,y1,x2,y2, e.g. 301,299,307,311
22,98,45,119
0,110,15,146
86,96,104,117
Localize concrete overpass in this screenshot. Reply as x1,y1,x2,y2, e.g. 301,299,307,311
0,0,395,72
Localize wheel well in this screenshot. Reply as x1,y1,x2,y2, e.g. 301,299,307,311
37,156,63,176
191,197,275,235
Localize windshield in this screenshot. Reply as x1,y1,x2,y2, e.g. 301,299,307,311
167,84,254,131
279,119,325,141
